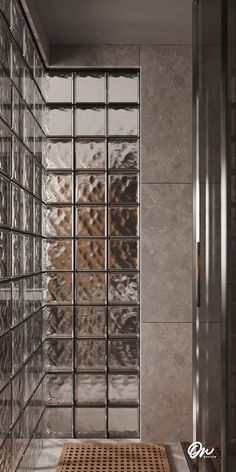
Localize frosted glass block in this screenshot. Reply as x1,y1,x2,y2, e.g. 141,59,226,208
34,238,42,273
76,272,106,304
0,175,10,226
12,185,22,229
0,383,11,445
45,339,72,371
12,279,24,325
11,0,24,51
75,73,105,103
76,374,106,405
45,107,72,136
0,65,11,125
43,306,72,337
109,208,138,237
45,206,72,237
75,407,106,438
24,67,34,112
11,42,24,94
77,207,105,237
109,107,138,136
108,73,138,103
76,139,106,169
44,73,72,103
0,15,10,73
12,371,25,423
109,139,139,169
0,230,10,279
109,240,138,270
44,272,72,304
44,139,72,169
12,233,23,277
44,173,72,203
34,160,42,198
75,107,106,136
108,307,139,337
77,239,105,270
108,374,139,404
34,87,43,126
76,340,106,371
0,120,11,177
12,324,25,372
76,306,106,337
44,239,72,271
76,173,105,204
46,407,72,437
109,340,139,370
0,282,11,334
23,276,34,318
23,150,34,191
23,235,34,274
0,332,11,391
45,374,73,405
108,407,139,438
34,200,42,235
24,25,34,72
109,273,139,304
12,137,23,185
34,51,43,91
23,108,34,151
23,192,33,232
109,174,138,204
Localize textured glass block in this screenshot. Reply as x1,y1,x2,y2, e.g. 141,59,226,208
34,160,42,198
12,415,27,469
76,173,105,204
109,174,138,204
44,73,72,103
76,306,106,337
44,272,72,305
34,87,43,126
76,340,106,371
75,407,106,438
77,240,105,270
75,73,105,103
34,122,43,162
44,239,72,271
12,85,21,137
109,208,138,237
45,407,72,437
0,119,11,177
0,231,10,279
0,383,11,446
45,374,73,405
23,108,34,151
108,73,139,103
108,407,139,438
109,139,139,169
23,276,35,318
24,25,35,72
45,339,72,371
12,184,22,229
0,332,11,391
109,107,138,136
0,175,10,226
44,173,72,203
0,64,11,125
76,374,106,405
109,240,138,270
75,107,106,136
34,238,42,273
34,200,42,235
44,139,72,169
24,236,34,274
12,137,23,185
109,273,139,304
43,306,72,337
24,67,34,111
76,272,106,304
0,0,10,23
11,0,24,50
12,279,24,325
108,307,139,337
0,435,11,472
0,14,10,73
45,206,72,237
45,107,72,136
11,42,24,93
23,150,34,191
12,370,25,423
34,51,43,91
109,340,139,370
12,324,25,372
23,191,33,232
0,282,11,334
77,207,105,237
76,139,106,169
12,233,23,277
109,374,139,404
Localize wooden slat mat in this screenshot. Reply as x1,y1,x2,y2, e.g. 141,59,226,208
56,443,172,472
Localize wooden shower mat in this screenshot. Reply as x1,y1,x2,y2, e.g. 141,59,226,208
56,443,172,472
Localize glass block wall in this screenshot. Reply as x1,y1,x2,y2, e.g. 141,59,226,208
0,1,45,471
43,71,140,438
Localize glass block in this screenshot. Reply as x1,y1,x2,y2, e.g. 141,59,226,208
45,107,72,136
34,160,42,198
12,279,24,325
34,51,43,91
0,174,10,226
11,42,24,93
0,332,11,391
12,370,25,423
12,184,22,229
109,139,139,169
45,206,72,237
77,207,105,237
44,173,72,203
108,73,138,103
44,73,72,103
75,107,106,136
0,64,11,125
12,137,23,185
76,306,106,337
12,233,23,277
12,323,25,372
76,340,106,371
12,415,27,469
24,25,35,72
44,139,72,169
45,374,73,405
76,139,106,169
45,407,72,437
108,407,139,438
108,307,139,337
109,273,139,304
43,306,72,337
76,374,106,405
0,435,11,472
23,276,35,318
34,200,42,235
0,14,10,73
24,235,34,274
75,73,105,103
44,272,73,304
34,238,42,273
23,191,33,232
23,108,34,151
0,230,10,279
45,339,72,371
76,173,105,204
109,240,138,270
34,123,43,162
109,106,138,136
0,0,10,23
11,0,24,51
109,340,139,371
77,239,105,270
34,87,43,126
12,84,21,137
0,282,11,334
109,174,138,204
0,384,11,445
0,119,11,177
109,374,139,405
44,239,72,271
23,150,34,191
76,272,106,304
75,407,106,438
109,208,138,237
24,67,34,111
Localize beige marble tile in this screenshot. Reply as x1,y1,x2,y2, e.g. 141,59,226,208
50,45,139,67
